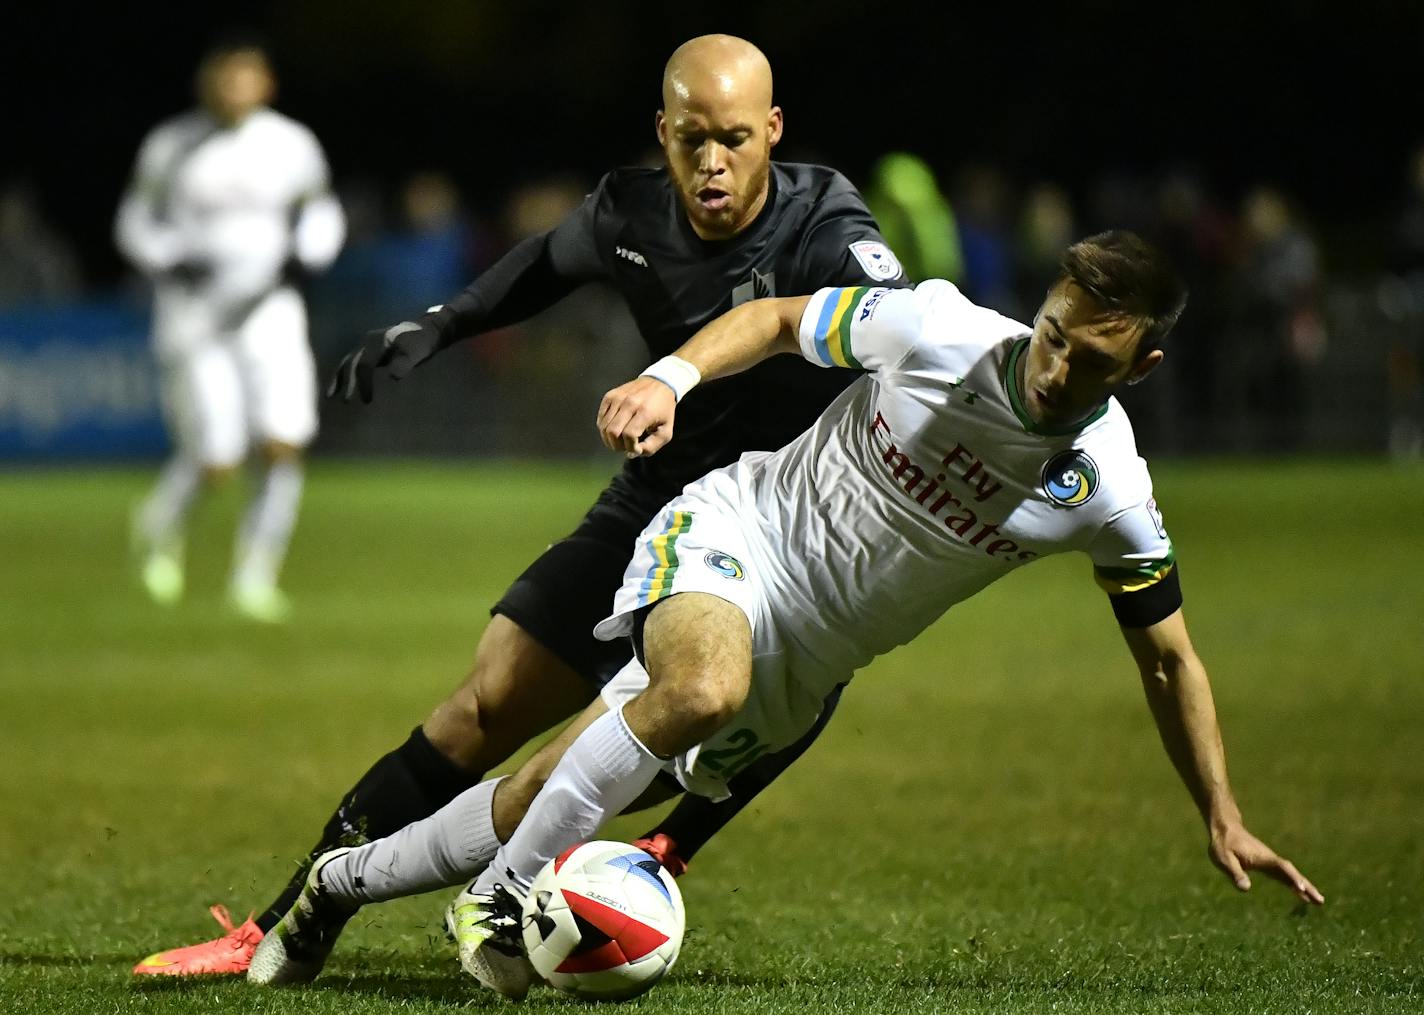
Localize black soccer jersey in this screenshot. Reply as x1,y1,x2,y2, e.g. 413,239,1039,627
424,162,907,501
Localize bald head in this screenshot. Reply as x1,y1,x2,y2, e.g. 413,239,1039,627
662,34,773,113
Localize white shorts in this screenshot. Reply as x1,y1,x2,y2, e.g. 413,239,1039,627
157,287,317,466
593,486,830,800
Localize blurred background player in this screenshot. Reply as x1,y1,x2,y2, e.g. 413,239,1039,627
116,37,345,622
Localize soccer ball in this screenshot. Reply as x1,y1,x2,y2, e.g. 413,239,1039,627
521,840,685,1000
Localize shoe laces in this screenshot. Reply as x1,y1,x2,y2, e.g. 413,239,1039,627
208,904,260,943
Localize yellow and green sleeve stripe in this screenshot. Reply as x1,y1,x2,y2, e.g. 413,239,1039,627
809,286,873,369
638,511,694,607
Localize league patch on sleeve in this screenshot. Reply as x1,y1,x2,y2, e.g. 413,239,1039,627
849,241,903,281
1146,497,1167,539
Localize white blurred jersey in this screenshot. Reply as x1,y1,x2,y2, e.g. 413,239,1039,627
115,107,345,354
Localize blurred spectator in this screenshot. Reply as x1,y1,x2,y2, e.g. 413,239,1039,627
117,38,346,622
954,164,1018,315
1142,170,1234,450
1382,144,1424,457
1226,187,1324,450
864,152,963,284
373,171,478,311
1015,183,1075,304
0,183,82,306
496,177,642,456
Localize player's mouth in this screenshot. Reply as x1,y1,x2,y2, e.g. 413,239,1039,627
696,186,732,212
1032,386,1060,413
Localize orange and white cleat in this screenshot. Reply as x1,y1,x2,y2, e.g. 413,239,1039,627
132,904,263,976
632,833,689,878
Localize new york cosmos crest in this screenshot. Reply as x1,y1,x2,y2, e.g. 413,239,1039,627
704,551,745,580
1041,450,1099,507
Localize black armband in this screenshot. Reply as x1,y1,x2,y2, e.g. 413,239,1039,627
1107,564,1183,628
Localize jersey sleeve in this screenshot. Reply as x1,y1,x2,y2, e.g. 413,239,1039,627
797,283,927,374
113,125,186,274
291,130,345,271
794,171,908,289
423,174,608,349
1088,470,1182,628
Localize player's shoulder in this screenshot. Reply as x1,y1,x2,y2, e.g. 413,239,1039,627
1074,401,1155,509
911,280,1031,351
140,110,210,151
594,166,672,207
249,108,322,147
774,162,862,201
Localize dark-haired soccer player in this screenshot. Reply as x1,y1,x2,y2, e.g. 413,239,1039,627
135,33,905,977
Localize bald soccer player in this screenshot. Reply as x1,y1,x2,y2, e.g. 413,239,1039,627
134,35,906,978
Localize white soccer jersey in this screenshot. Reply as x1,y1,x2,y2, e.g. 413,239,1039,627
115,107,345,314
603,282,1176,707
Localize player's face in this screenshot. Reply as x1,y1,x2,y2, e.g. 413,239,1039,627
656,92,782,241
200,51,274,126
1021,280,1163,427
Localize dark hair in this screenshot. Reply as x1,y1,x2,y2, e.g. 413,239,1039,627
1058,230,1188,358
201,30,272,65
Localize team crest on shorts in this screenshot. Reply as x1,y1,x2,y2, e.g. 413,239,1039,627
1042,450,1099,507
704,551,746,580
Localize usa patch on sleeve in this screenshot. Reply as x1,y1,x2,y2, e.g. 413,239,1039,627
849,241,903,281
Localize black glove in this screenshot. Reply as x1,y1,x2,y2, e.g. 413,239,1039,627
326,319,443,403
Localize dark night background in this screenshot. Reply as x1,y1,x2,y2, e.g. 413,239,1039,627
6,0,1422,286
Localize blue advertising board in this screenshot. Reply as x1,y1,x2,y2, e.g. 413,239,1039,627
0,301,168,460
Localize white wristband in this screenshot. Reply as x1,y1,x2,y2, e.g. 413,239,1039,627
639,355,702,402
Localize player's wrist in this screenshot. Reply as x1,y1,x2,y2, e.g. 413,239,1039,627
640,355,701,402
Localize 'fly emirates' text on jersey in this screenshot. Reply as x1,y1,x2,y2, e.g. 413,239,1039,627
723,281,1178,692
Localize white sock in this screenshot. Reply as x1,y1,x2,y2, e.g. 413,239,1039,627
232,458,304,591
477,706,664,893
320,778,506,905
137,456,202,554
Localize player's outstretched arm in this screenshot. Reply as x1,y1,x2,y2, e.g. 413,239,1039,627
598,296,809,457
1120,610,1324,905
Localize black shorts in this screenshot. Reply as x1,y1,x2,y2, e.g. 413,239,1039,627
491,473,673,688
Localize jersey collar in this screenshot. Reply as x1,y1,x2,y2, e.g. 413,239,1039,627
1002,337,1110,436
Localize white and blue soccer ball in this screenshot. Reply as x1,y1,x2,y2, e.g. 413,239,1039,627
521,840,686,1001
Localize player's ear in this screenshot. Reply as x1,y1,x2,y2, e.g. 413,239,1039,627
767,106,783,147
655,110,668,147
1126,348,1164,385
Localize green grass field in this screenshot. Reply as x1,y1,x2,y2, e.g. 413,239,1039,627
1,460,1421,1013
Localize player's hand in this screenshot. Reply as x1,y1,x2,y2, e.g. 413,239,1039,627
326,320,441,403
598,377,677,457
1208,822,1323,905
165,258,212,287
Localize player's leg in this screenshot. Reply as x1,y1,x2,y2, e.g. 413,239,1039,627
133,344,244,604
475,592,753,896
448,596,748,997
249,530,635,932
229,290,315,622
247,677,624,987
251,616,594,928
635,683,844,873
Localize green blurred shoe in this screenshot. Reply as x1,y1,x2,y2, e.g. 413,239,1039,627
228,582,292,624
140,552,185,606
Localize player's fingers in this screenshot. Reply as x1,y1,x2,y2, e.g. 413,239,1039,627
633,425,672,457
1211,844,1251,892
1261,857,1325,904
325,357,347,399
606,403,648,451
353,350,375,404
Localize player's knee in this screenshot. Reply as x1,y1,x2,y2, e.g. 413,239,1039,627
672,676,747,742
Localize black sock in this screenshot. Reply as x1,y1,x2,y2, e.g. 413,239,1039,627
643,684,844,861
256,727,478,931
